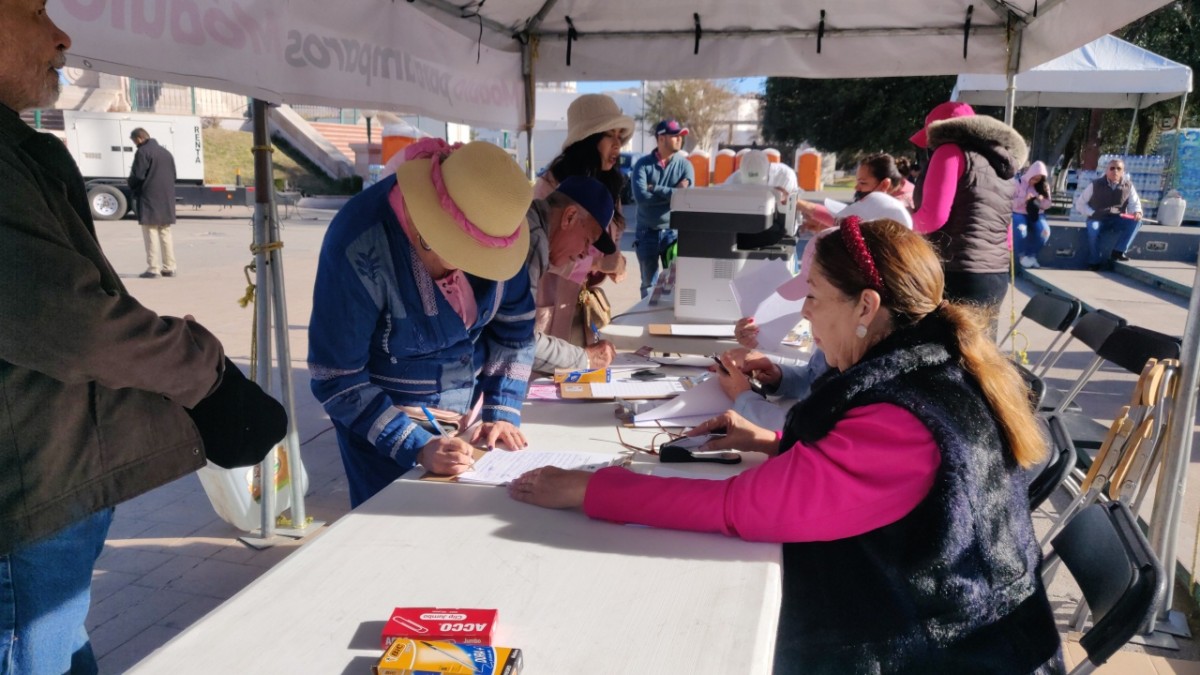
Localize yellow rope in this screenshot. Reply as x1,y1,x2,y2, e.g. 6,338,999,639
238,241,285,379
1005,245,1029,364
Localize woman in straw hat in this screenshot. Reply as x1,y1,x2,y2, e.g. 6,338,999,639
533,93,633,354
309,140,537,507
509,218,1060,673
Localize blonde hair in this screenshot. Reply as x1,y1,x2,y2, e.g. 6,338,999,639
815,219,1046,468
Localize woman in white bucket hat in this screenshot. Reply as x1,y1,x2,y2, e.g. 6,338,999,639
533,94,633,346
309,139,537,507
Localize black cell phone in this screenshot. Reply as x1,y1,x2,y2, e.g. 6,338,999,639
660,441,742,465
630,369,666,381
711,355,730,375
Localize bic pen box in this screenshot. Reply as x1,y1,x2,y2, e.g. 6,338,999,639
383,608,498,648
375,639,522,675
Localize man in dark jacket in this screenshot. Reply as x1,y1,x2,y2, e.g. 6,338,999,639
129,127,178,277
0,3,284,672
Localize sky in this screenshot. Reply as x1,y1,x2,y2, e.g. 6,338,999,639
575,78,766,95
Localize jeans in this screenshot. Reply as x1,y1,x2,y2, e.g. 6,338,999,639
1012,212,1050,258
0,508,113,675
1085,213,1141,264
635,228,678,298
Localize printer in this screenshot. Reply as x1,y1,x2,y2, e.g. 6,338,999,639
669,184,799,323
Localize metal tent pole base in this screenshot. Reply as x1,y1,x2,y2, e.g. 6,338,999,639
1129,628,1181,650
1151,610,1192,638
239,532,285,550
273,521,327,540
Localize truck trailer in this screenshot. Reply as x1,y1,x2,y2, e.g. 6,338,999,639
63,111,250,220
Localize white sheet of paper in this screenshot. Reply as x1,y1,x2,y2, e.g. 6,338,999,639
668,324,736,337
752,292,805,351
824,198,848,214
630,414,713,428
588,380,688,398
633,377,731,424
455,450,622,486
730,260,795,319
608,352,662,371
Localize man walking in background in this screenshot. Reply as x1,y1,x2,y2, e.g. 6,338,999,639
129,127,178,278
632,118,694,297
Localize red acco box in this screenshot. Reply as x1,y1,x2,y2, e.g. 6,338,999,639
382,608,498,648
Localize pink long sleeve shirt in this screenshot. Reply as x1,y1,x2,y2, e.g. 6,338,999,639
583,403,942,542
910,144,967,234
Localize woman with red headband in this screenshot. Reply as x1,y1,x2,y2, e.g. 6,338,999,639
509,218,1061,673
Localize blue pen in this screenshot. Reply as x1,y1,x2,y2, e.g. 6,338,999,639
419,406,446,436
590,321,601,343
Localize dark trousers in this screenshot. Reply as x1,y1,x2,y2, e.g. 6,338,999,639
944,271,1009,340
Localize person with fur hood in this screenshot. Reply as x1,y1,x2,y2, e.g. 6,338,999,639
1011,161,1053,269
910,102,1028,338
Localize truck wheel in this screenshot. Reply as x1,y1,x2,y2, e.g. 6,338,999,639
88,185,128,221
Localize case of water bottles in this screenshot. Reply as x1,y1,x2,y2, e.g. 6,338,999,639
1157,129,1200,223
1067,154,1165,222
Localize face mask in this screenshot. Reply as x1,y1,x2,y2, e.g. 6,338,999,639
853,190,868,203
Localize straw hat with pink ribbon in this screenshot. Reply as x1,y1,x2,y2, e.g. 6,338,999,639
394,138,533,281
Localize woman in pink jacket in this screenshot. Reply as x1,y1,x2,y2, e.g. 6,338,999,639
509,218,1061,673
1012,161,1053,269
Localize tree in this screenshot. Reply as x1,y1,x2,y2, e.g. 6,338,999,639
762,76,955,162
643,80,739,154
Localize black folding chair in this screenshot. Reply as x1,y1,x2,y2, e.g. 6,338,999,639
1043,502,1165,675
1039,309,1125,412
1028,414,1076,510
1001,291,1083,375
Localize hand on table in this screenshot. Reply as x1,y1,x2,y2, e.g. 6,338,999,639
508,467,591,509
418,436,476,475
586,340,617,369
686,410,779,455
471,420,528,451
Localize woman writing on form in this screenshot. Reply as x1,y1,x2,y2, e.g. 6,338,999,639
509,218,1061,673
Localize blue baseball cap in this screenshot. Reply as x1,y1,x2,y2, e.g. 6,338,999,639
554,176,616,254
654,119,689,137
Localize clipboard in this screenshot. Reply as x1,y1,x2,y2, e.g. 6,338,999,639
648,323,736,338
560,379,690,400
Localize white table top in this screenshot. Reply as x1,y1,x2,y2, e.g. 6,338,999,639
129,398,781,674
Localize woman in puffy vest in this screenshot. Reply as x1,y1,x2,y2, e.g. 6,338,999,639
910,102,1028,339
509,218,1062,674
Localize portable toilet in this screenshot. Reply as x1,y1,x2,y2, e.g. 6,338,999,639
764,148,781,164
713,149,736,184
734,148,751,171
382,121,422,165
797,149,822,191
688,150,711,187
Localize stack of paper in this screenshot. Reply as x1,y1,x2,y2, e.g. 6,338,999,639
730,261,805,351
631,377,732,428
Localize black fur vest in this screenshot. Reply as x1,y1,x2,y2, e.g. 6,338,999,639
773,311,1060,674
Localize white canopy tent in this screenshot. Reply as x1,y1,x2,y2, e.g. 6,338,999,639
951,35,1194,152
952,34,1193,109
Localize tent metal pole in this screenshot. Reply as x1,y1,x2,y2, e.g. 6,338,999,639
1147,89,1194,634
241,98,279,549
1146,260,1200,634
522,39,537,179
1125,94,1143,155
1004,71,1016,125
1002,23,1021,126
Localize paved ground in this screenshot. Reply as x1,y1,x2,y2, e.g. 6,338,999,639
79,204,1200,672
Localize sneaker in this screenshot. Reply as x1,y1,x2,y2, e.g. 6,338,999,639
1018,255,1035,269
161,270,176,277
139,271,160,279
1110,251,1131,262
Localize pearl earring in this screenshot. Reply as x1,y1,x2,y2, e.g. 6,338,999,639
855,324,868,339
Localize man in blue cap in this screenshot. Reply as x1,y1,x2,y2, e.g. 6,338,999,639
525,176,619,373
632,119,695,297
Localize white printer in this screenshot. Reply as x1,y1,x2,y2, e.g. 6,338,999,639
668,184,798,323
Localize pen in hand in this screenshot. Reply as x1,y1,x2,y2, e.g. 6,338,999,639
420,406,447,436
590,321,601,344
